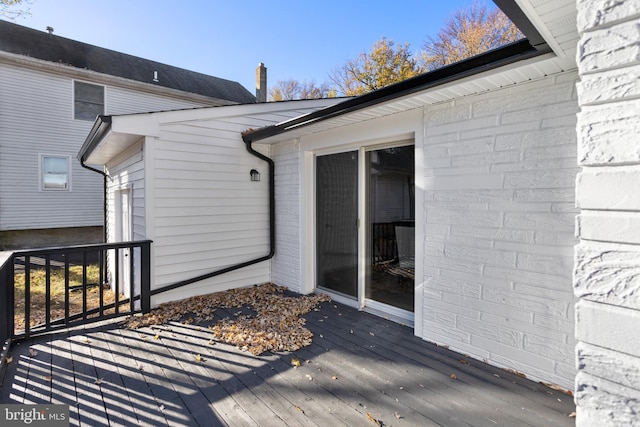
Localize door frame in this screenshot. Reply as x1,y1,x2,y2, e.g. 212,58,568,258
307,138,417,328
113,185,136,300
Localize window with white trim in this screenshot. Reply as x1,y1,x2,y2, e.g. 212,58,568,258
74,81,104,121
41,155,70,191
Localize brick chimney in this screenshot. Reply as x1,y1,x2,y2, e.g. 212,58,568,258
256,62,267,103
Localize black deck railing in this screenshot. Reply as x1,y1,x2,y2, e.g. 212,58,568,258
0,240,152,348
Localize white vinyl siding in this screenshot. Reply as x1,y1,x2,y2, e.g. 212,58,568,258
150,119,274,304
105,141,145,243
0,60,214,231
117,101,340,305
0,64,102,230
106,85,212,115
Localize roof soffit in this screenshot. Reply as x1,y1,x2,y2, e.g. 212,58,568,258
81,98,343,165
510,0,579,59
253,51,575,145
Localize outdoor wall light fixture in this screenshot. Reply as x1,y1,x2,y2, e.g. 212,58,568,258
250,169,260,182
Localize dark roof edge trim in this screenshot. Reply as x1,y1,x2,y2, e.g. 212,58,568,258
77,115,113,162
493,0,547,49
243,39,551,144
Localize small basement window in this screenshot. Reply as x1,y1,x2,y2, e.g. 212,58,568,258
41,155,70,191
74,81,104,121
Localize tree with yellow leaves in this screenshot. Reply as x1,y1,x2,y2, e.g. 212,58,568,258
330,37,419,97
269,79,337,101
421,2,522,71
270,2,520,98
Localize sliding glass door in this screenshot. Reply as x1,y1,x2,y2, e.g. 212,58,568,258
316,151,359,297
365,145,415,312
316,144,414,313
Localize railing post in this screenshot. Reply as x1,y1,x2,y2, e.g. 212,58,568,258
140,241,151,314
0,254,15,345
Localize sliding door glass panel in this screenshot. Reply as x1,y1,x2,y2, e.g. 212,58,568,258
316,151,359,298
366,145,415,311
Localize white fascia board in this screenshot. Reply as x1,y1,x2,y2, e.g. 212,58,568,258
513,0,574,58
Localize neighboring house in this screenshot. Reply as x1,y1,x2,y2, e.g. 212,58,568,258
79,0,640,425
0,20,255,249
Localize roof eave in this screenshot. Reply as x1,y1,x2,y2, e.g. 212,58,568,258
77,115,113,163
242,39,550,144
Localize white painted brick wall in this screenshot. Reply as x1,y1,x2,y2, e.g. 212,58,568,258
271,140,303,293
575,1,640,425
422,72,579,390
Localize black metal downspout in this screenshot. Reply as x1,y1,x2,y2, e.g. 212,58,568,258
79,115,113,244
79,160,108,243
245,140,276,259
149,139,275,296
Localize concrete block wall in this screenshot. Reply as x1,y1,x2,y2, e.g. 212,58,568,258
575,1,640,425
270,140,303,293
421,71,579,390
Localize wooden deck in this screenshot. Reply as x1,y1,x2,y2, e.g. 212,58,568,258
0,299,575,426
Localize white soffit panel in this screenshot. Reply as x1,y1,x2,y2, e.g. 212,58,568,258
257,51,576,145
514,0,578,59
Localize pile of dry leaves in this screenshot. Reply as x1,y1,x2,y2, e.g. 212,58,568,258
123,283,330,355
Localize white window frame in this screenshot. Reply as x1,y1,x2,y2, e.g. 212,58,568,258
39,154,71,191
73,80,106,121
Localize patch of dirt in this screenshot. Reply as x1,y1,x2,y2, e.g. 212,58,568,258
15,286,121,333
124,283,331,355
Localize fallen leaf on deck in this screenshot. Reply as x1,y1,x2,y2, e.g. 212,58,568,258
4,356,12,364
294,405,305,414
305,374,312,381
83,338,91,343
125,283,330,356
195,354,203,362
367,412,383,426
369,332,375,336
154,334,160,340
291,358,301,367
94,378,103,385
506,368,526,378
28,348,38,357
45,375,52,381
394,411,402,419
450,373,457,380
331,375,338,380
569,412,576,418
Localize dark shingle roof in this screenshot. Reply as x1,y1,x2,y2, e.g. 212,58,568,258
0,20,256,104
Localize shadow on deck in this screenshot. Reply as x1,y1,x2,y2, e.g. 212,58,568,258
0,300,575,426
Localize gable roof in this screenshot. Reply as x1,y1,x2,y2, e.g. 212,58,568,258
0,20,255,104
78,98,342,165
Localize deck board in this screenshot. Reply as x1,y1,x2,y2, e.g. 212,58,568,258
329,303,575,424
0,298,576,426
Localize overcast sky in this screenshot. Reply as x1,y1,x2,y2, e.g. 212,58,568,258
8,0,482,93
